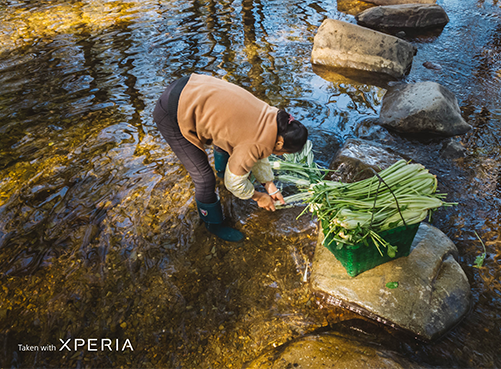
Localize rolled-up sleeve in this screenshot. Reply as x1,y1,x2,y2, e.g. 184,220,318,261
251,157,274,184
224,165,255,200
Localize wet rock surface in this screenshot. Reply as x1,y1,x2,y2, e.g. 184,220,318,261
245,332,425,368
379,81,472,137
327,138,403,182
355,118,393,141
311,19,417,79
356,4,449,31
311,222,471,341
440,139,466,159
423,61,442,70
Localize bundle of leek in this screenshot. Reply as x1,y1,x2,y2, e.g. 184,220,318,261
272,154,455,257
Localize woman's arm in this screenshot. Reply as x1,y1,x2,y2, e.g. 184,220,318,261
224,168,255,200
225,158,284,211
251,157,285,208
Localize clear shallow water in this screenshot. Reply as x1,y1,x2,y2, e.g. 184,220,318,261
0,0,500,367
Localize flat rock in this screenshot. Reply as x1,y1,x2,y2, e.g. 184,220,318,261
311,223,472,340
246,332,426,368
312,19,417,79
379,81,472,137
356,4,449,31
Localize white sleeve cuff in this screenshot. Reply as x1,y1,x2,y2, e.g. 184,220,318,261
251,157,275,184
224,165,255,200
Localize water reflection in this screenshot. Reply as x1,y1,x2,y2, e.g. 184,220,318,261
0,2,136,56
0,0,501,368
336,0,374,16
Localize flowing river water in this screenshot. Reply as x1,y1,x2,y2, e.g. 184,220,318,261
0,0,500,367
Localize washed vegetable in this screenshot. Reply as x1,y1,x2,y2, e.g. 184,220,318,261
270,146,455,257
271,140,327,185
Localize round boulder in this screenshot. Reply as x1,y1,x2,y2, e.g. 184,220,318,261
379,81,472,137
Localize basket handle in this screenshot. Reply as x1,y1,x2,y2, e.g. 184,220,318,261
366,168,408,230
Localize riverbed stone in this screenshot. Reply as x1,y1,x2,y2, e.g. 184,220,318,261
246,332,425,368
355,118,394,141
423,61,442,70
355,4,449,31
310,223,472,341
327,138,403,182
379,81,472,137
311,19,417,79
440,139,466,159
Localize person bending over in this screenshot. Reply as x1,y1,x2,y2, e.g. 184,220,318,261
153,73,308,242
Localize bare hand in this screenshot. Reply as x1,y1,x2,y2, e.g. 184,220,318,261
270,191,284,205
253,192,276,211
264,181,285,205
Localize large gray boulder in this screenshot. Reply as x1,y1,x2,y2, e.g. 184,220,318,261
246,332,426,368
356,4,449,31
314,142,471,340
311,223,472,341
311,19,417,79
379,81,472,136
365,0,436,4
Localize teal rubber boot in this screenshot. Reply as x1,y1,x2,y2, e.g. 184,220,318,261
196,199,244,242
214,148,229,178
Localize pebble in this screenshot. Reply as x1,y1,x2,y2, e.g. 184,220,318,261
423,61,442,70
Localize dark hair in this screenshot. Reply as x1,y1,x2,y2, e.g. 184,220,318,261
277,110,308,153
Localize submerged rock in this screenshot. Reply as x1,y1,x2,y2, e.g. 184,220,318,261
355,4,449,31
311,223,471,341
440,139,466,159
423,61,443,70
355,118,393,141
246,332,425,368
379,81,472,137
311,19,417,79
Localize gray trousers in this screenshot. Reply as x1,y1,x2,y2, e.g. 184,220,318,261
153,76,218,204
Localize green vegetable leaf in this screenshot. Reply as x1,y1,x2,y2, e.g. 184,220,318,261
473,254,486,269
386,282,399,289
473,231,487,269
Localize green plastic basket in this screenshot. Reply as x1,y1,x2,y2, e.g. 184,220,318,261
323,221,420,277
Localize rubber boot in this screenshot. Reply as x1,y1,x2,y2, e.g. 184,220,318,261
214,147,229,178
196,199,244,242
